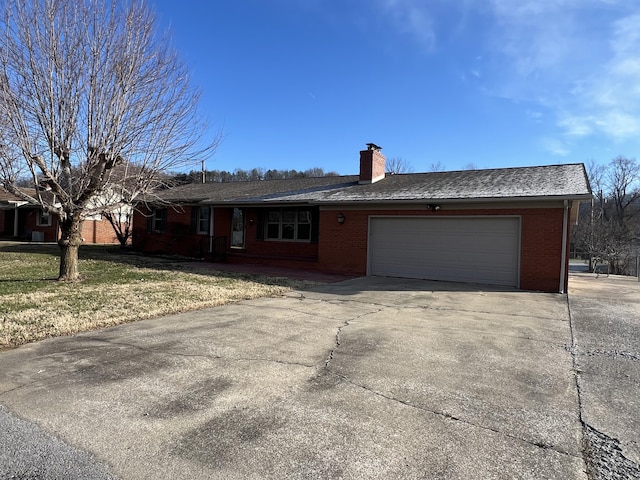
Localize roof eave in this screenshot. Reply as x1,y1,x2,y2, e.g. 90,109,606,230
0,200,31,208
197,193,593,207
311,194,594,205
147,187,594,207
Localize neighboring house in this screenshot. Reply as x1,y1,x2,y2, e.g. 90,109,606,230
0,188,122,244
132,144,592,293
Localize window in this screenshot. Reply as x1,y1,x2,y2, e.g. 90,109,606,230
151,208,167,233
197,207,210,234
37,210,51,227
265,208,311,241
231,208,245,248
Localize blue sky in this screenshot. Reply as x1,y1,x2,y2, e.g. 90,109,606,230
152,0,640,175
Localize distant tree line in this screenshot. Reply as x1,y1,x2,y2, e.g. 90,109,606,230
572,156,640,275
171,157,424,184
171,167,339,184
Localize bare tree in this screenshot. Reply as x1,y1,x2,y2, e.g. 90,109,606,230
0,0,216,280
102,205,133,248
429,161,445,172
386,157,414,174
572,156,640,274
607,156,640,226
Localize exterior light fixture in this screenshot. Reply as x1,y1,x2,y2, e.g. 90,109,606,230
337,212,345,224
427,204,441,211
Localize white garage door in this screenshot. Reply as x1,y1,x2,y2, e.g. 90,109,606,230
368,217,520,287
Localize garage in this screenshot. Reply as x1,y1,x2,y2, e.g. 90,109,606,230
368,216,520,287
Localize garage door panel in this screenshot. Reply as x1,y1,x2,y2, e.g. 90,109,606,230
369,217,519,287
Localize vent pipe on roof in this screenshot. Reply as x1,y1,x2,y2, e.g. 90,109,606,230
359,143,386,184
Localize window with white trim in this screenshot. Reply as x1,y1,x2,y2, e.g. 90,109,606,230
265,208,311,241
37,210,51,226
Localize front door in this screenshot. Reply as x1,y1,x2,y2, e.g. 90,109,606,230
231,208,245,249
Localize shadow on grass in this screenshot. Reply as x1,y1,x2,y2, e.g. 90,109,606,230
1,240,523,295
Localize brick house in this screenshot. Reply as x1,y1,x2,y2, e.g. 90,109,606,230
132,144,592,293
0,189,123,244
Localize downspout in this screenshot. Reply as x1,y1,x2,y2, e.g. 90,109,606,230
559,200,569,294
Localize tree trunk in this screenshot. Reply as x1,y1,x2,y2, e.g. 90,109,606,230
58,215,84,281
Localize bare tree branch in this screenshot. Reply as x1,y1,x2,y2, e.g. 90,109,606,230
572,156,640,275
0,0,218,280
386,157,414,174
429,161,445,172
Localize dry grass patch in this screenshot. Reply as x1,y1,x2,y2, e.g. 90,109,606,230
0,243,316,349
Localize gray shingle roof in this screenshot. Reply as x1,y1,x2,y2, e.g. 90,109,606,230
0,188,44,206
154,175,359,203
0,190,21,203
151,163,592,206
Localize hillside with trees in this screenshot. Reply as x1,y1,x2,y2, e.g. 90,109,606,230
172,167,339,184
572,156,640,275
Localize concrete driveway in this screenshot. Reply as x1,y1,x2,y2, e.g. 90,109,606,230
568,273,640,479
1,277,586,479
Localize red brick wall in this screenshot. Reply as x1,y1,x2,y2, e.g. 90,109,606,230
132,204,571,293
212,208,319,267
236,208,318,260
132,206,207,257
213,208,231,238
519,208,566,292
80,218,121,244
359,148,386,183
317,207,569,293
1,208,120,244
22,209,58,242
318,209,370,275
133,206,320,266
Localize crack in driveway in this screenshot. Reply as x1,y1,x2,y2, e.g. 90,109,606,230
323,307,385,369
320,301,579,460
323,366,581,459
567,288,640,480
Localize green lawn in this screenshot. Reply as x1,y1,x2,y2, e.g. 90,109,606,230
0,242,313,349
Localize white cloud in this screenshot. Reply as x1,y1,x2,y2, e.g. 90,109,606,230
558,115,595,138
526,110,543,121
485,2,640,145
375,0,437,51
368,0,640,149
541,137,571,157
563,13,640,140
596,111,640,139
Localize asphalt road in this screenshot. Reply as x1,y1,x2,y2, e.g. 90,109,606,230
0,405,116,480
0,275,638,479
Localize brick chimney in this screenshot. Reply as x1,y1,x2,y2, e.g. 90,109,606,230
359,143,386,184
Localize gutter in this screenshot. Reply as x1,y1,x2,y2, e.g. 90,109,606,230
195,193,593,208
309,194,594,206
0,200,29,209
